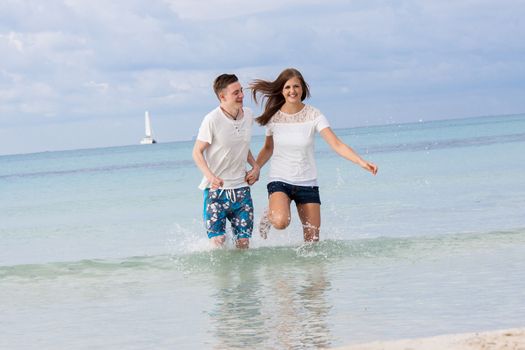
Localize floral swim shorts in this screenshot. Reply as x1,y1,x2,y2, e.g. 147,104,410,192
203,186,254,239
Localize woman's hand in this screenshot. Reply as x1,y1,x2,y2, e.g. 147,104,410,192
361,161,378,175
245,165,260,185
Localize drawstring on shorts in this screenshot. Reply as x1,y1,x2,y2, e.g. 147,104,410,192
217,188,237,202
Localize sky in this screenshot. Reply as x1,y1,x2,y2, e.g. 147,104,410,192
1,0,524,155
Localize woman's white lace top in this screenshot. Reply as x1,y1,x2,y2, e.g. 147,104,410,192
265,105,330,186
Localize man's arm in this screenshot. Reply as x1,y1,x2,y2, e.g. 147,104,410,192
192,140,224,189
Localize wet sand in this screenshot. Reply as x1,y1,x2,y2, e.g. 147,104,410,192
331,328,525,350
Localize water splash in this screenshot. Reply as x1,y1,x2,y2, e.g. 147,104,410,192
3,228,523,280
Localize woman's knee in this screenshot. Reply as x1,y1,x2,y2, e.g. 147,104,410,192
269,212,290,230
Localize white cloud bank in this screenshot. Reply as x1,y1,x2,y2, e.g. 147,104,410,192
0,0,524,154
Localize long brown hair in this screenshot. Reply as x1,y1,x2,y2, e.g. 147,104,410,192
250,68,310,126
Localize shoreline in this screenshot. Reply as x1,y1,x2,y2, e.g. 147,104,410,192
330,328,525,350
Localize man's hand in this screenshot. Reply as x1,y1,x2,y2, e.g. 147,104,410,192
209,176,224,189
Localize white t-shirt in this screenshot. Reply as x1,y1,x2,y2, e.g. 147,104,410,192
266,105,330,186
197,106,253,190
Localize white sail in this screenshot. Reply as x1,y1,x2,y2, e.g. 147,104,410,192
140,110,157,144
145,111,152,137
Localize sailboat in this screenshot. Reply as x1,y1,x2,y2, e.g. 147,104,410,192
140,111,157,144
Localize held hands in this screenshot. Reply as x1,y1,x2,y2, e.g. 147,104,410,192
245,165,260,185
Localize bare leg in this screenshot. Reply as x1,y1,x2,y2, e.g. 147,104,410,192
268,192,292,230
236,238,249,249
210,235,226,247
296,203,321,242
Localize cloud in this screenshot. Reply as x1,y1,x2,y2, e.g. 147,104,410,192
0,0,524,155
161,0,324,20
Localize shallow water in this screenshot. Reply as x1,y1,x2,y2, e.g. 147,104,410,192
1,114,525,349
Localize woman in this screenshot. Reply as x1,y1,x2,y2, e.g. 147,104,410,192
250,68,378,242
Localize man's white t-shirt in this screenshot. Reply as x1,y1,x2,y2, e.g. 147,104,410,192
197,106,253,190
266,105,330,186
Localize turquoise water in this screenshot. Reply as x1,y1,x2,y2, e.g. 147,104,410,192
1,114,525,349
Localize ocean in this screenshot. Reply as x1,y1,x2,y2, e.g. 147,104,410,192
1,114,525,349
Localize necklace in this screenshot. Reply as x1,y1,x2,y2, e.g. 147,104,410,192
220,107,241,120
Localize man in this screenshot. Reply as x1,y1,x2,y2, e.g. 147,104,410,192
192,74,260,248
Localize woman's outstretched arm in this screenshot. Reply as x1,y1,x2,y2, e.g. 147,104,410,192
320,127,378,175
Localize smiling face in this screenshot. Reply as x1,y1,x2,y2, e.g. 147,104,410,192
219,81,244,110
281,76,303,105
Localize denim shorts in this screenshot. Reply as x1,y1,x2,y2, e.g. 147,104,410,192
267,181,321,204
203,187,254,239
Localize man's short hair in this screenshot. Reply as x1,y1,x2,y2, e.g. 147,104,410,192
213,74,239,100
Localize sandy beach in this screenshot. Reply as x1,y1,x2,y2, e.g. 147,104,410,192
331,328,525,350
